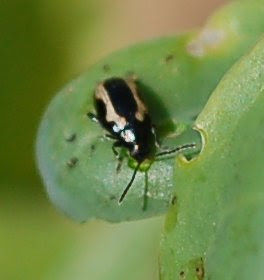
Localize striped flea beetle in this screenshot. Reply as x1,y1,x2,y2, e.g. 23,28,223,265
88,77,195,204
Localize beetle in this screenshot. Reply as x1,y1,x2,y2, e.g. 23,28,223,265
88,77,195,204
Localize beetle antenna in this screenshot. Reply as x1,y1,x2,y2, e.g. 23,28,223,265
155,143,196,158
118,161,142,204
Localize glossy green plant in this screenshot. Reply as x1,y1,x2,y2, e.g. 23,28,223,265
37,0,264,223
160,35,264,280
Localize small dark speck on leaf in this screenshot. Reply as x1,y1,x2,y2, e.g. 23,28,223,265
67,157,79,168
171,195,177,205
180,271,185,278
103,64,111,72
90,144,96,156
65,133,76,142
165,54,174,63
196,258,205,279
110,195,116,200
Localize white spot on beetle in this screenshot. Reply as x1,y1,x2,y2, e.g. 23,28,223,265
113,123,125,133
121,129,135,143
113,125,119,133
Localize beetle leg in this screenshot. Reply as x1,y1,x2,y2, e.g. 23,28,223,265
87,112,99,123
112,141,122,157
152,126,161,148
99,134,118,143
142,171,149,211
112,141,124,173
104,134,117,141
116,156,124,173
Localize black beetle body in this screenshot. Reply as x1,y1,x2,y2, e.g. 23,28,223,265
94,77,156,162
88,77,195,204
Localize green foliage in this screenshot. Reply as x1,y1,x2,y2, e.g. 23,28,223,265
36,36,200,222
159,22,264,280
35,0,264,278
37,0,264,223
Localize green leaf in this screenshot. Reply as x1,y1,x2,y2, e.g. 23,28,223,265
159,28,264,280
36,0,264,222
